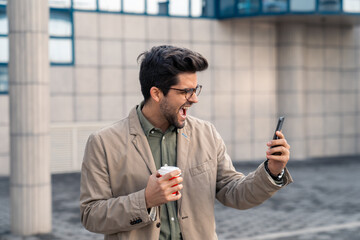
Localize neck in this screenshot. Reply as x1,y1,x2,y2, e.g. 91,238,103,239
142,101,169,133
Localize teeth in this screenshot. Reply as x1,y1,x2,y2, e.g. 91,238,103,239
183,107,189,110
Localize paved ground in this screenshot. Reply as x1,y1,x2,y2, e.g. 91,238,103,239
1,156,360,240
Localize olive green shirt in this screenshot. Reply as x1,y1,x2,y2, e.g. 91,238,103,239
136,104,182,240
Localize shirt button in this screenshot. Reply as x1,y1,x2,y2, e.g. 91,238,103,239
171,217,175,221
163,136,165,140
156,222,161,228
151,131,154,134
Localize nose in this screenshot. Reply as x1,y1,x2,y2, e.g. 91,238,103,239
188,92,199,103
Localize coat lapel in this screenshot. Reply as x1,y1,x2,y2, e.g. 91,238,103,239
128,107,157,174
177,127,190,173
176,124,191,214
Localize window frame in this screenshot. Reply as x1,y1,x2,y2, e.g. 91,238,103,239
49,8,75,66
0,4,7,94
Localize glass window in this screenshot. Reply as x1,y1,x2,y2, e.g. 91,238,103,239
343,0,360,13
220,0,235,17
49,10,72,37
73,0,97,10
263,0,287,13
0,0,6,5
99,0,121,11
200,0,215,17
238,0,260,14
49,0,71,8
123,0,145,13
0,66,8,93
49,10,73,64
147,0,160,15
319,0,340,12
191,0,203,17
0,8,7,34
49,39,72,63
290,0,315,11
0,37,8,62
169,0,189,16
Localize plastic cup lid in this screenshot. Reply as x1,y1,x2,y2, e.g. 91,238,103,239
158,164,180,175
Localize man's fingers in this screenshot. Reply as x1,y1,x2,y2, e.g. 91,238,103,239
267,138,290,150
170,176,183,185
160,169,182,180
275,131,284,139
167,191,182,201
266,146,290,159
162,184,183,201
267,153,288,161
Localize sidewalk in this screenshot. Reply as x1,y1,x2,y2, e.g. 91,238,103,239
1,157,360,240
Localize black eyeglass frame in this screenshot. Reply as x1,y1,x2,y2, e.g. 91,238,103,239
167,84,202,100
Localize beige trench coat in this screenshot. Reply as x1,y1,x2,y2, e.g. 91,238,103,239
80,107,293,240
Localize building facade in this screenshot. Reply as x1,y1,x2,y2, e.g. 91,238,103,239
1,0,360,175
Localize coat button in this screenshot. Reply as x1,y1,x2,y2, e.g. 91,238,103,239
156,222,161,228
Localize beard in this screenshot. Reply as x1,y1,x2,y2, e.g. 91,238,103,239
159,97,186,129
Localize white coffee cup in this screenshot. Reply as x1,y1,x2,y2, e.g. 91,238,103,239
158,164,181,195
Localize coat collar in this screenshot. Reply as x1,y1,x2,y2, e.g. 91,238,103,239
128,105,192,175
128,106,157,174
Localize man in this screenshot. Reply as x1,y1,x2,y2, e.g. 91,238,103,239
80,45,292,240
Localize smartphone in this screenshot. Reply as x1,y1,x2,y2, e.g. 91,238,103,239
271,116,285,155
272,116,285,140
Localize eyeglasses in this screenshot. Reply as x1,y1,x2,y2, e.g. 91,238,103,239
167,84,202,100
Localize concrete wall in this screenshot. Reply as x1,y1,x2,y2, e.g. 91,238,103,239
0,12,360,175
278,23,360,160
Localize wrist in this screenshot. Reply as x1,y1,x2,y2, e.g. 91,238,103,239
265,160,284,181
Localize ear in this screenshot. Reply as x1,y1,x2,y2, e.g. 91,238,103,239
149,87,163,103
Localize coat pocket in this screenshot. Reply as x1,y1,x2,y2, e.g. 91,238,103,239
189,161,210,177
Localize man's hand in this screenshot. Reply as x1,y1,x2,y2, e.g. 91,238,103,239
145,170,183,208
266,131,291,176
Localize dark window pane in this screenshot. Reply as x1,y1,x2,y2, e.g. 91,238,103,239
291,0,315,11
73,0,97,10
0,66,8,93
319,0,340,12
0,8,7,35
0,36,8,62
220,0,235,17
238,0,260,14
49,10,72,37
201,0,216,17
99,0,121,11
263,0,287,13
49,38,72,63
49,0,71,8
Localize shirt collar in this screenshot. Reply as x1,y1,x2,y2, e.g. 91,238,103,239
136,101,177,136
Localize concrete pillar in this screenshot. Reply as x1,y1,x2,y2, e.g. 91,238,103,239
277,23,307,160
8,0,51,235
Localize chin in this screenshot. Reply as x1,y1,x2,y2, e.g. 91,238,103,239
175,121,186,129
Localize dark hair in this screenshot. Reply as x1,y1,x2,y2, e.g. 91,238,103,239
137,45,208,102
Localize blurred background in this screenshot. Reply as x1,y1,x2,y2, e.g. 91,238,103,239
0,0,360,239
1,0,360,174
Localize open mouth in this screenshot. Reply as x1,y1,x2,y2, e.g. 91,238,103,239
179,106,189,119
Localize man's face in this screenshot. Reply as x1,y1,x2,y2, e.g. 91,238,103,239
159,73,199,129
